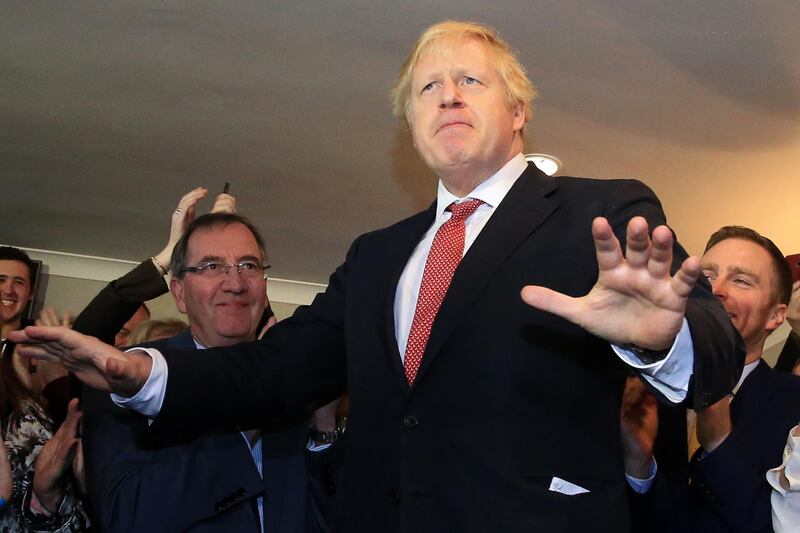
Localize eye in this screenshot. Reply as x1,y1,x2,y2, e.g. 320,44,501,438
420,81,435,94
204,262,222,272
702,271,716,282
462,76,479,85
732,278,752,287
239,262,258,271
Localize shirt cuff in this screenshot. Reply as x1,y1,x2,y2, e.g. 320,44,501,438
612,318,693,404
626,457,658,494
111,347,168,418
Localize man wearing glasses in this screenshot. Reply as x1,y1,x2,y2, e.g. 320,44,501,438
81,213,323,533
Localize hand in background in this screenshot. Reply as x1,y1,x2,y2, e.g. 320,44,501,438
35,306,74,329
210,191,237,214
152,187,209,273
696,395,732,454
522,216,700,351
32,399,82,512
620,375,659,478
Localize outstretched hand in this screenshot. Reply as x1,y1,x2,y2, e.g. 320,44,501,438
8,326,151,396
522,216,700,351
33,399,82,512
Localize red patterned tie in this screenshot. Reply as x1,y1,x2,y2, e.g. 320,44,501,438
404,198,483,385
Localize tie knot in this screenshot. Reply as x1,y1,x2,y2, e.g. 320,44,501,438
447,199,483,222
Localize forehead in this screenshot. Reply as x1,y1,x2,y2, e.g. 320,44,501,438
186,223,262,260
0,259,31,283
703,238,774,276
413,36,496,77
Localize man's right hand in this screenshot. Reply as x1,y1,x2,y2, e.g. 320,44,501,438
8,326,151,396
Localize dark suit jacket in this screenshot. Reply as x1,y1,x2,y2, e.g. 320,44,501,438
687,360,800,532
154,166,742,532
774,330,800,374
83,330,315,533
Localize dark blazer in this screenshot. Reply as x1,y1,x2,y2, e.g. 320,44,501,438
83,331,315,533
688,360,800,532
154,166,742,532
774,330,800,374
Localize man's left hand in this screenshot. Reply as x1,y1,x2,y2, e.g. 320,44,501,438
522,216,700,351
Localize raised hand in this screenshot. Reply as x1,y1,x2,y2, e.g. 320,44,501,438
522,216,700,351
33,399,82,512
8,326,151,396
152,187,209,273
210,191,237,214
36,306,74,329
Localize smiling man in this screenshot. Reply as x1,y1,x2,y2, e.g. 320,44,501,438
0,246,36,341
81,213,319,533
686,226,800,532
13,21,742,532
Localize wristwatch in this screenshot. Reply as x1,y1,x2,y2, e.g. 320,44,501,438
311,417,347,445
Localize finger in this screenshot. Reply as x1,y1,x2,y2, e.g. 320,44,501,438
258,315,278,339
647,225,674,278
521,285,583,324
670,256,701,298
211,193,237,214
592,217,624,271
624,217,651,269
15,344,68,364
62,311,75,328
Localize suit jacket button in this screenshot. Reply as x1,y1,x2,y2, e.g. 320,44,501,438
403,415,419,429
387,490,401,505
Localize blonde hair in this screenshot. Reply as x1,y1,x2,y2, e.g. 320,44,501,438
127,318,188,346
390,20,537,129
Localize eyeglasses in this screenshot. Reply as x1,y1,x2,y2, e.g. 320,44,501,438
179,261,270,279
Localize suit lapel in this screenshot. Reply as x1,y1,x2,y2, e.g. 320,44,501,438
415,166,559,383
730,359,774,429
382,202,438,390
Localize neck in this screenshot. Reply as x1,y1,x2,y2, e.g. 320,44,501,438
744,342,765,365
438,141,523,197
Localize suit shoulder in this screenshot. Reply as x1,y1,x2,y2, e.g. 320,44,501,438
554,175,658,198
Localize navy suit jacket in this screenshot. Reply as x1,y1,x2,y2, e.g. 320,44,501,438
83,330,315,533
688,360,800,532
152,166,742,532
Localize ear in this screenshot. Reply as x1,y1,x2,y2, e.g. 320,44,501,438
765,303,788,333
512,100,526,132
170,278,189,315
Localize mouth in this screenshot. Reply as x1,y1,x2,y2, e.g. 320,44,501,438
1,299,16,307
436,121,471,134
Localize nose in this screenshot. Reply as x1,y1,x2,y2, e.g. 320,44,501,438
220,269,246,292
710,278,725,300
439,79,464,109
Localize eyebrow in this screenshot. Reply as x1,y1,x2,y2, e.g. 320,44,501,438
727,265,760,282
195,255,263,264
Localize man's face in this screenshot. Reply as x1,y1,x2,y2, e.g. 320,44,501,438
170,223,267,348
114,305,150,348
408,37,525,190
0,260,32,326
701,238,787,359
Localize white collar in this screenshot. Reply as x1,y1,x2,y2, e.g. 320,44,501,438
435,153,528,218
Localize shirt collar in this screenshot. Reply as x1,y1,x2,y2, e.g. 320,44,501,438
733,358,761,394
435,152,528,219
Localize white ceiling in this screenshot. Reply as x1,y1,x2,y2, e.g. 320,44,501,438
3,1,799,285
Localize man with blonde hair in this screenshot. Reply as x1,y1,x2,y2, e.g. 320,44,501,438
13,20,741,532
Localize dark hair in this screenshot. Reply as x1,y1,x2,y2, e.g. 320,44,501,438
0,246,35,283
704,226,792,305
170,213,268,279
0,341,45,428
